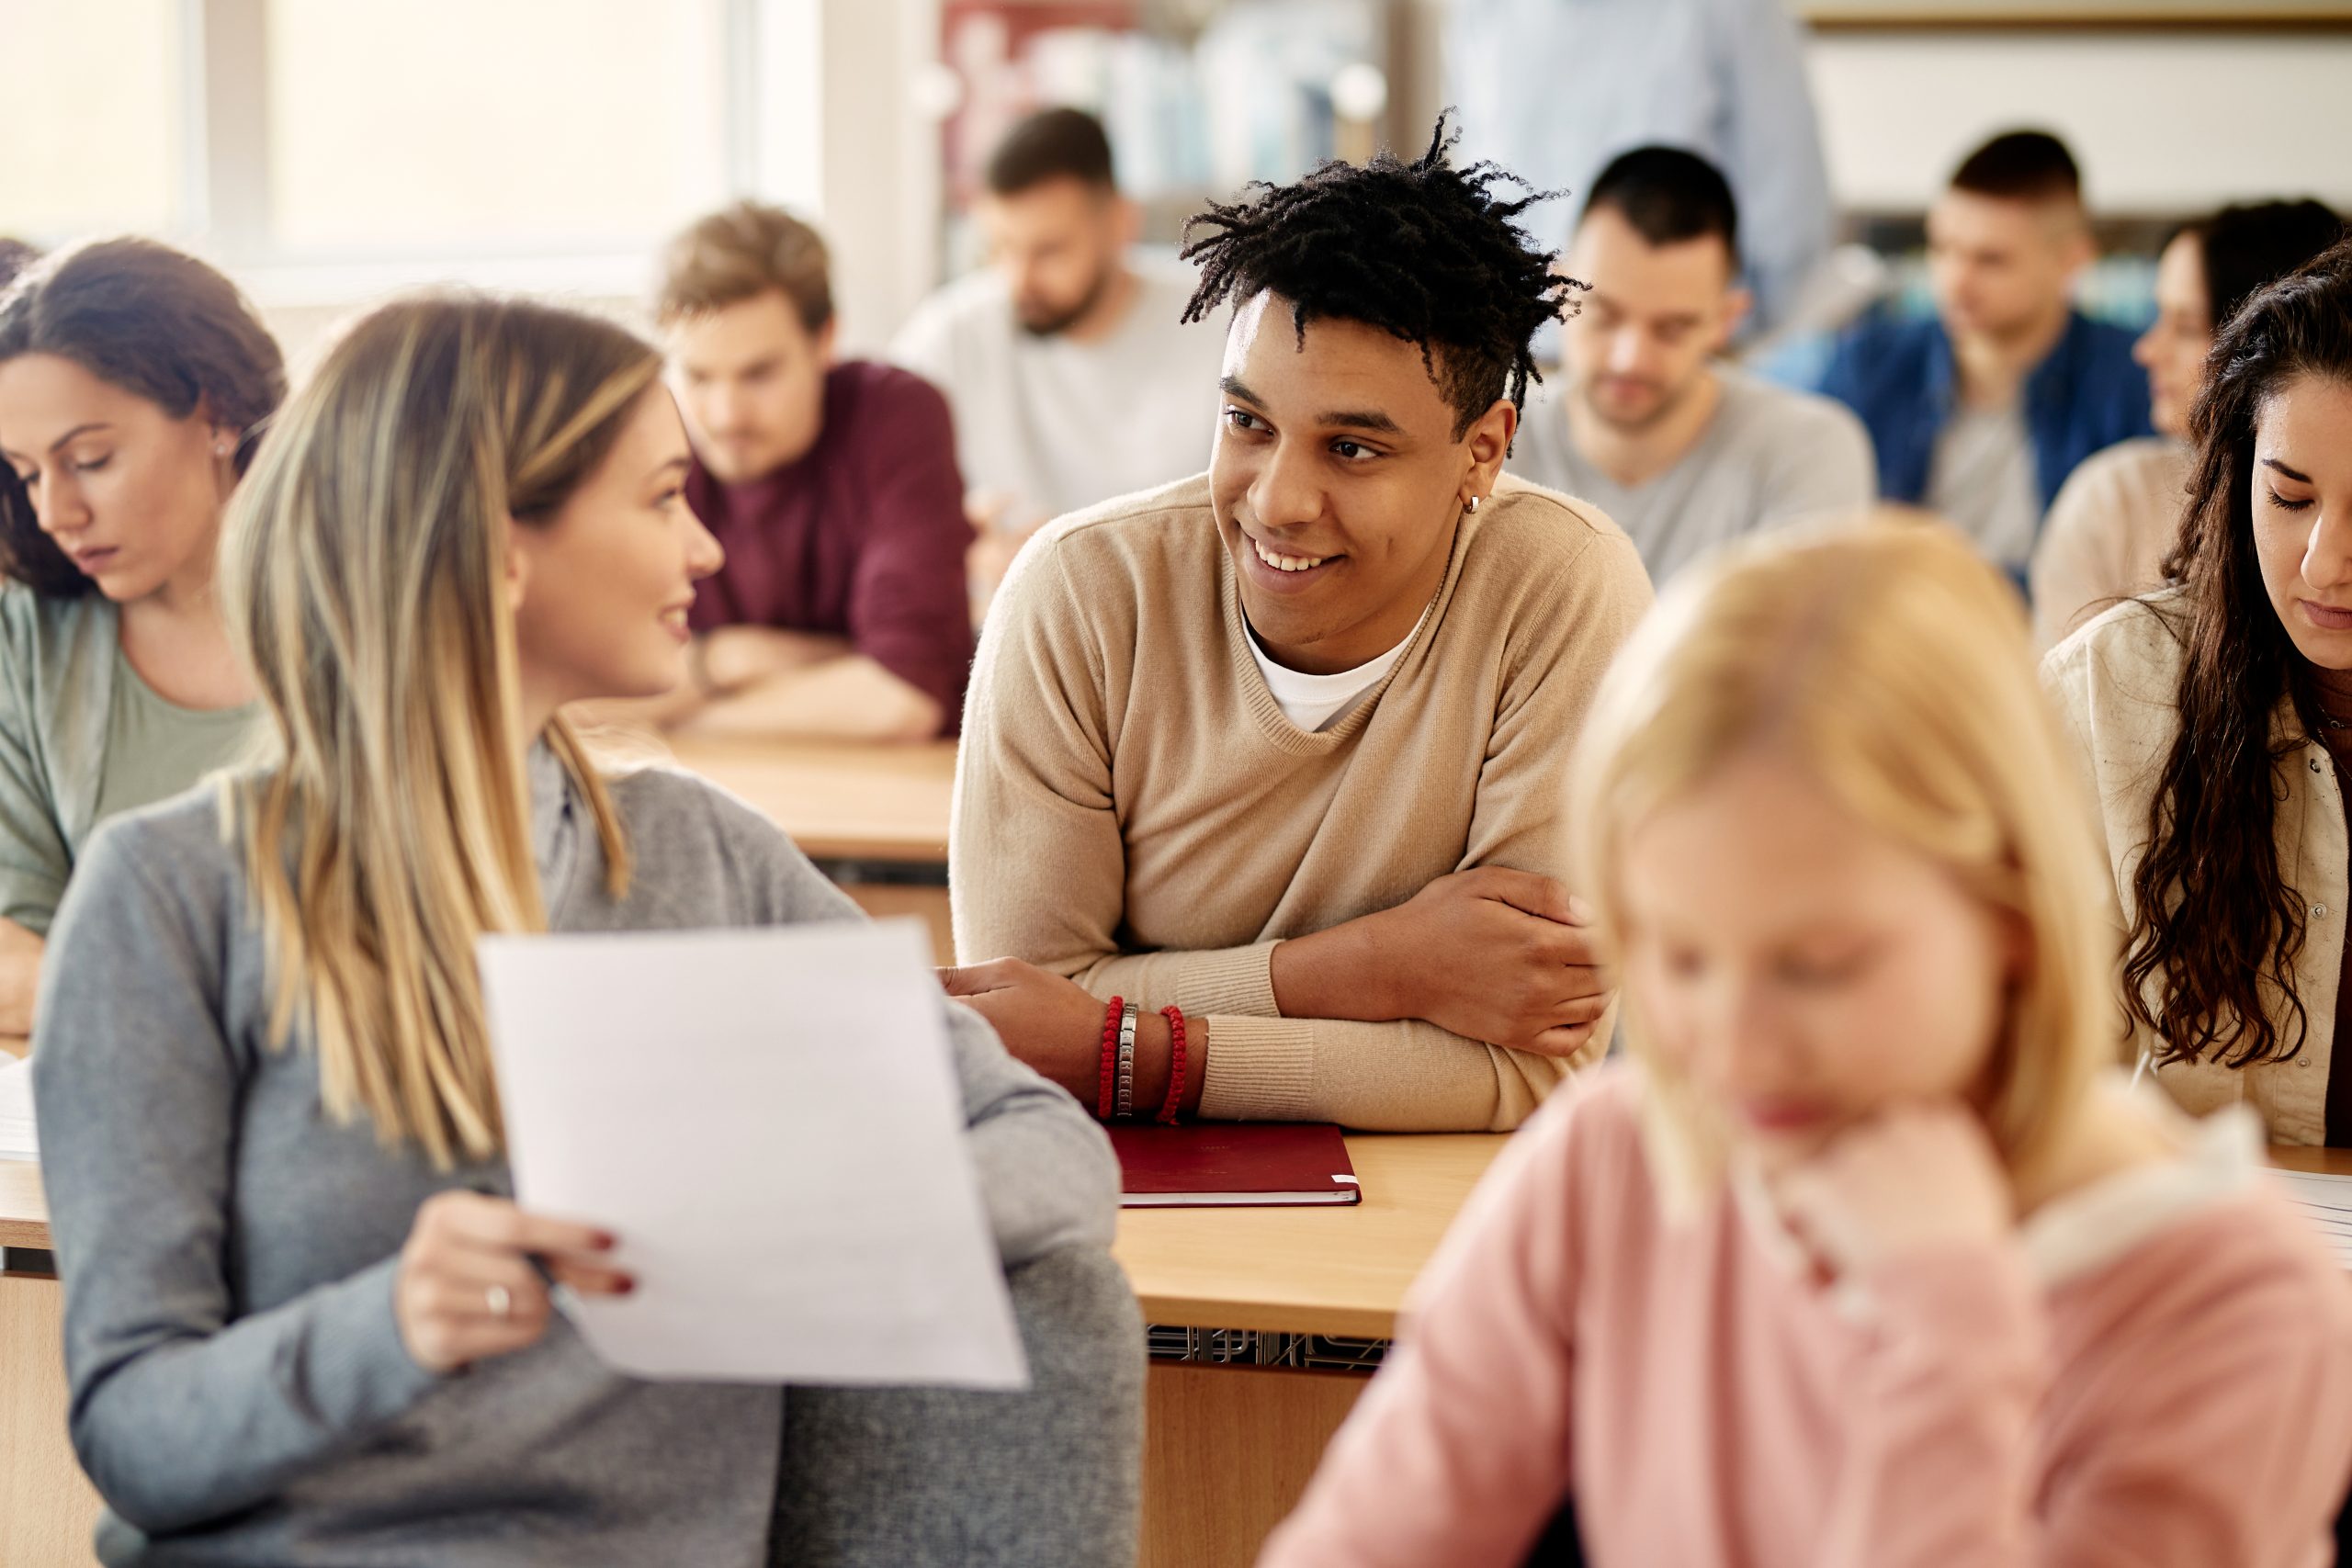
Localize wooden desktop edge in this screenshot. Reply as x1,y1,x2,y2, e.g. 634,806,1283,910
0,1159,47,1250
1118,1277,1404,1342
778,829,949,863
4,1140,2348,1283
1112,1132,1511,1342
656,737,956,865
2267,1145,2352,1177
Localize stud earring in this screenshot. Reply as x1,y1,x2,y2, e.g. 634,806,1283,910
213,437,232,457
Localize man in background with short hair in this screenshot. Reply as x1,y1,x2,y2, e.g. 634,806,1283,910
1817,130,2151,576
650,200,972,741
1510,146,1873,583
1445,0,1835,335
890,106,1227,548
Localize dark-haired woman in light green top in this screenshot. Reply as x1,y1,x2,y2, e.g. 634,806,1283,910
0,238,284,1045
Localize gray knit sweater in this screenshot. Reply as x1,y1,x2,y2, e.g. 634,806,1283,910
31,748,1119,1567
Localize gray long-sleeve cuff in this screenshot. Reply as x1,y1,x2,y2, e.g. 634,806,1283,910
74,1253,443,1532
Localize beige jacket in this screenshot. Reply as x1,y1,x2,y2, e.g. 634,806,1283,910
2042,589,2342,1144
2028,437,2191,653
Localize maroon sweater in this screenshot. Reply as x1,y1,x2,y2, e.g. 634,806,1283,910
685,360,973,736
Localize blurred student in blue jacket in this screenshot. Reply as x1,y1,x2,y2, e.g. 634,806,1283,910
1817,130,2150,578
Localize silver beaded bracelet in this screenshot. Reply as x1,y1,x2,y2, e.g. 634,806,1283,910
1114,1001,1140,1119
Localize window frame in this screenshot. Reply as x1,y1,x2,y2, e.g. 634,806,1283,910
165,0,816,300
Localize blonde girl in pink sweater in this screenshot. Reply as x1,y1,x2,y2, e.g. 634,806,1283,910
1261,522,2352,1568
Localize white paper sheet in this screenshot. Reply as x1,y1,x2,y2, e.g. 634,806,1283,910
0,1056,35,1161
2274,1169,2352,1271
478,919,1026,1389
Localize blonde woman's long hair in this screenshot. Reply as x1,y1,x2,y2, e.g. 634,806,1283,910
220,295,653,1168
1568,520,2117,1209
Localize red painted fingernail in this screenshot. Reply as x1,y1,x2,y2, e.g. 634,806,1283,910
616,1275,637,1295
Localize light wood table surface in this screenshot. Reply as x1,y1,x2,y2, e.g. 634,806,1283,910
654,734,959,962
0,1160,95,1568
0,1158,44,1248
1112,1133,1509,1566
1113,1133,1508,1339
659,735,956,864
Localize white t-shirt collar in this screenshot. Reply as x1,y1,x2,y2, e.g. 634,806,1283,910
1241,605,1430,733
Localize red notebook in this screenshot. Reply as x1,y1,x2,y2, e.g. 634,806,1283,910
1108,1122,1362,1208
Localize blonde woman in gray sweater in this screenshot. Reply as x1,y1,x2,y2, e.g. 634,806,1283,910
31,295,1136,1567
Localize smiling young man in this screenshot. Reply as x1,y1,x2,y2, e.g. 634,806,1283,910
646,201,972,741
942,124,1653,1131
1512,147,1873,584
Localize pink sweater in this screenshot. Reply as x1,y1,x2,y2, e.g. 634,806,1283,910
1262,1065,2352,1568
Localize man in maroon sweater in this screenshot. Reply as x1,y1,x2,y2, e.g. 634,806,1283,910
649,201,973,740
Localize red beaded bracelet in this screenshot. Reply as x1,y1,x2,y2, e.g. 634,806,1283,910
1097,996,1125,1122
1157,1004,1188,1124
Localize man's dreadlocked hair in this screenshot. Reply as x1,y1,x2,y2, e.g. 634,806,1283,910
1179,113,1580,441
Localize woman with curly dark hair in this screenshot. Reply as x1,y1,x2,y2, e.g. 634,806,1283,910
2045,236,2352,1145
0,238,284,1045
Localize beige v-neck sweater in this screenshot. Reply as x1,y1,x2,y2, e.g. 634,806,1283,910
951,472,1653,1130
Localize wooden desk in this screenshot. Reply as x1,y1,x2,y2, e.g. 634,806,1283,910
0,1162,96,1568
658,736,958,963
0,1157,43,1248
1112,1134,1510,1568
1114,1134,1507,1339
2271,1145,2352,1176
660,736,956,864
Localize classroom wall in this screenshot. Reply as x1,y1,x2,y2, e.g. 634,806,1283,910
1805,28,2352,215
815,0,943,356
853,14,2352,344
243,9,2352,362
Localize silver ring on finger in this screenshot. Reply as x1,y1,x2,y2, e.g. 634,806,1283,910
485,1283,512,1319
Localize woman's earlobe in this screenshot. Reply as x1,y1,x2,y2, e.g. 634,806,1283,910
503,530,531,613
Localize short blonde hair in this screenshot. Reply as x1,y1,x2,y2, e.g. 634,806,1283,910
655,200,832,331
1567,519,2116,1207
